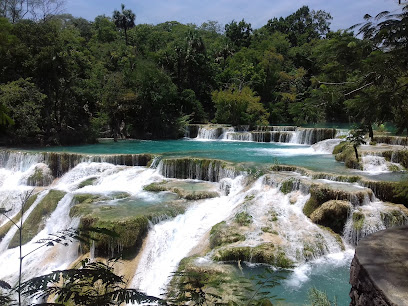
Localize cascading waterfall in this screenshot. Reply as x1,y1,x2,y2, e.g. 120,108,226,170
343,200,408,245
129,175,247,297
0,146,407,304
0,190,49,253
290,128,336,145
236,176,343,262
0,158,163,288
193,125,337,145
157,158,239,182
361,154,404,173
312,139,342,154
224,131,253,141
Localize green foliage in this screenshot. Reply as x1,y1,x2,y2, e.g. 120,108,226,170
265,6,332,46
306,287,338,306
20,258,162,305
213,86,269,126
0,78,44,141
0,3,407,143
113,4,136,45
225,19,252,48
166,271,225,305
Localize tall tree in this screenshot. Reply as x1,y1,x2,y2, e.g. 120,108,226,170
112,3,135,46
265,6,332,46
225,19,252,49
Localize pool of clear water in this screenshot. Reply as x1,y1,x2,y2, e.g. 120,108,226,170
240,250,353,305
28,139,407,181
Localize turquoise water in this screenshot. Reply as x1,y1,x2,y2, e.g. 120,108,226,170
29,139,407,181
240,253,353,306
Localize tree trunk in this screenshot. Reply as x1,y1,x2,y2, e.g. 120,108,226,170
368,124,374,140
353,145,359,162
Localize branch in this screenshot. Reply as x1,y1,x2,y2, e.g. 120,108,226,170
345,82,374,96
318,81,356,85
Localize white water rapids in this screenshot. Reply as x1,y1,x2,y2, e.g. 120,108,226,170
0,146,407,304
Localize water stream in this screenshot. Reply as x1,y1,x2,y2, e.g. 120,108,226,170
0,128,407,305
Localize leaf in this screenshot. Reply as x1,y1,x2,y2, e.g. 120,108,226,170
0,280,12,290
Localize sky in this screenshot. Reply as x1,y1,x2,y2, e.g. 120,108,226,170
64,0,404,31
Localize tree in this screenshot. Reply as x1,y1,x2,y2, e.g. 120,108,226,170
0,0,64,23
346,129,366,162
213,86,269,126
352,3,408,136
0,78,44,143
112,3,135,46
225,19,252,48
265,6,332,46
20,259,161,305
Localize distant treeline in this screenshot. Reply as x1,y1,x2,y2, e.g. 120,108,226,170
0,2,407,145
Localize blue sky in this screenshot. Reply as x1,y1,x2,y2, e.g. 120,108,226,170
65,0,403,30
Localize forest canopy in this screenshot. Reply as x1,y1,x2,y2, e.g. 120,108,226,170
0,2,407,145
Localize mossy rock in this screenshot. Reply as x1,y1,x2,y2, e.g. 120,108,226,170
0,193,38,242
382,150,408,169
71,195,186,258
174,189,219,200
333,142,362,169
280,179,295,194
144,181,220,200
79,215,150,259
269,164,362,184
318,225,345,251
303,184,371,217
8,190,66,248
380,207,408,227
332,141,348,154
352,211,365,231
234,211,252,226
143,182,168,192
213,244,293,268
362,180,408,206
78,177,97,188
209,221,246,248
310,200,352,234
27,164,54,187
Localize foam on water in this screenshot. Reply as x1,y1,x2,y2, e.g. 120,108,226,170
130,175,247,297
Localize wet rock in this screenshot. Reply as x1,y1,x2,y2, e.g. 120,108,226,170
310,200,352,234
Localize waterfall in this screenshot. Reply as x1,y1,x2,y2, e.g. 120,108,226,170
223,132,252,141
343,200,408,245
157,158,239,182
0,193,78,286
195,126,234,140
241,177,343,262
270,131,293,143
361,155,404,173
1,144,407,304
0,150,43,172
190,125,338,145
312,139,342,154
129,175,247,297
290,128,336,145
